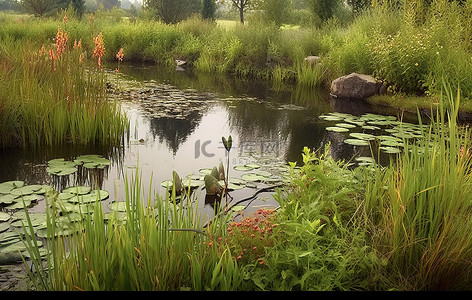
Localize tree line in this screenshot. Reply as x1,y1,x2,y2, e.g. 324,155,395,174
2,0,468,25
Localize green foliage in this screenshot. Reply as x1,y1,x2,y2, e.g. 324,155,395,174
143,0,201,23
364,83,472,290
201,0,216,20
241,146,384,290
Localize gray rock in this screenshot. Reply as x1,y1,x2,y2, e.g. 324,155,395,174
331,73,383,99
304,56,320,65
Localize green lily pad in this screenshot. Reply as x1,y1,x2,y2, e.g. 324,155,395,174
0,194,18,204
355,156,376,163
0,212,10,222
349,133,376,141
0,222,9,233
234,165,254,171
47,159,78,176
335,123,357,129
108,201,128,212
74,155,110,169
326,126,350,132
5,199,33,210
10,185,43,196
62,186,92,195
241,173,268,182
343,139,370,146
380,146,402,154
0,181,24,194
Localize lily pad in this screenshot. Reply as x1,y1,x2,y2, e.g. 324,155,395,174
47,159,78,176
343,139,370,146
0,194,18,204
0,212,10,222
241,173,268,182
233,165,254,171
380,146,402,154
326,126,349,132
10,185,43,196
0,181,24,194
349,133,376,141
74,155,110,169
335,123,357,129
62,186,92,195
108,201,128,212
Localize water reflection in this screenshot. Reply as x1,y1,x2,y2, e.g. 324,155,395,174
0,64,413,215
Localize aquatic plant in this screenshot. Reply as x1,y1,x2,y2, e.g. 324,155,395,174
364,82,472,290
21,168,244,291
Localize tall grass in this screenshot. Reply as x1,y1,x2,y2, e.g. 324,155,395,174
22,169,243,291
365,82,472,290
0,25,128,148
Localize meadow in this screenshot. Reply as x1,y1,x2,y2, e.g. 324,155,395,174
2,0,472,290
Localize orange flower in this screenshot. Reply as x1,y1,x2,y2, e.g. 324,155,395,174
93,32,105,68
116,48,124,62
55,26,68,56
48,47,57,61
39,44,45,55
63,14,68,24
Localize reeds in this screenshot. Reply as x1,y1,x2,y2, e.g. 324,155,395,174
22,167,243,291
0,25,128,149
365,82,472,290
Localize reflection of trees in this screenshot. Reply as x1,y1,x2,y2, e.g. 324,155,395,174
148,110,202,155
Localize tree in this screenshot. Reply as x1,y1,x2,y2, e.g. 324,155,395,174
304,0,341,22
258,0,292,26
347,0,371,14
144,0,201,23
202,0,216,19
20,0,56,16
98,0,120,10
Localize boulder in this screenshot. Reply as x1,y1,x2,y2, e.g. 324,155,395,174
304,56,320,65
331,73,383,99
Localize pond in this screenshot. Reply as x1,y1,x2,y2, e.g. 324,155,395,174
0,64,422,221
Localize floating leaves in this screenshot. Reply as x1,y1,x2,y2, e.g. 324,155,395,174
319,112,428,155
47,155,111,176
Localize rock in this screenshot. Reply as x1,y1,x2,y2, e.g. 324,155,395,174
331,73,383,99
175,59,187,67
304,56,320,65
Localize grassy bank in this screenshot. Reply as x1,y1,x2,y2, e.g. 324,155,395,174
2,0,472,113
0,19,129,149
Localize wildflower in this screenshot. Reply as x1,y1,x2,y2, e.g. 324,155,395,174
39,44,45,55
48,47,57,61
63,14,68,24
415,63,419,66
93,32,105,69
116,48,124,62
55,26,68,56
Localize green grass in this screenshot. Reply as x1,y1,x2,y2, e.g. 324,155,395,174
0,23,128,149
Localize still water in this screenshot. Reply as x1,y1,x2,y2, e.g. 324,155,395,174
0,64,416,217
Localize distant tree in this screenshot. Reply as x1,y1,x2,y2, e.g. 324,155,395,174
258,0,292,26
144,0,200,23
98,0,120,10
217,0,259,24
20,0,56,16
57,0,86,17
0,0,20,11
347,0,371,14
201,0,216,19
304,0,341,21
